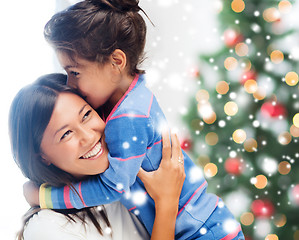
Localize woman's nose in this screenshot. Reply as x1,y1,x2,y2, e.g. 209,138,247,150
78,126,94,145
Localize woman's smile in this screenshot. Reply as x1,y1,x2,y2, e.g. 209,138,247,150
80,139,104,160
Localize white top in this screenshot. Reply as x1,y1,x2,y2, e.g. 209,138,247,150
23,201,150,240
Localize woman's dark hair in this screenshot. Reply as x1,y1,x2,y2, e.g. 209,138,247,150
9,73,111,239
44,0,149,76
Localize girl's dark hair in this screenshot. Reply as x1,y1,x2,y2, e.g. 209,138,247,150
44,0,149,76
9,73,111,239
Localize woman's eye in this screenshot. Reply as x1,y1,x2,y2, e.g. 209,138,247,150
61,130,72,140
83,110,92,121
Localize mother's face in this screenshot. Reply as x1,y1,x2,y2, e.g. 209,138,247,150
40,92,109,179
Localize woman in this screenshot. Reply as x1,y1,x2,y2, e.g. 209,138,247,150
9,73,185,239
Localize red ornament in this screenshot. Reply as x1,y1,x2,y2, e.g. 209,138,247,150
251,199,275,218
181,139,192,151
224,158,243,175
240,71,257,85
291,184,299,205
223,29,243,47
189,67,200,78
261,102,287,118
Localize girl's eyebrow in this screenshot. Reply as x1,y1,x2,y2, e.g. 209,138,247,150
64,62,82,70
64,65,77,70
54,103,89,137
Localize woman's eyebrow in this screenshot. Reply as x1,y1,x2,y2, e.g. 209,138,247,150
54,104,89,137
79,104,88,115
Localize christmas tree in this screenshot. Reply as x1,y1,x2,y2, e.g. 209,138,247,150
183,0,299,239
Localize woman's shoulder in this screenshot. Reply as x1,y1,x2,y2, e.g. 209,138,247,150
23,208,108,240
23,202,149,240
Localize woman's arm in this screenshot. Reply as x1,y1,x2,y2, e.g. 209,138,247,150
138,131,185,240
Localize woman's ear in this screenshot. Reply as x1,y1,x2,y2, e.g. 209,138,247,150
110,49,127,71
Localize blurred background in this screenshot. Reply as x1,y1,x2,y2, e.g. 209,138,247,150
1,0,298,239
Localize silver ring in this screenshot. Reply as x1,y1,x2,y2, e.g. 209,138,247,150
178,156,184,164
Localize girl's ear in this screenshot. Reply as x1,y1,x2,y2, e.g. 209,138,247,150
40,154,51,166
111,49,127,71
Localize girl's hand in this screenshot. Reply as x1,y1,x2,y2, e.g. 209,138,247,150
23,181,40,207
137,131,185,211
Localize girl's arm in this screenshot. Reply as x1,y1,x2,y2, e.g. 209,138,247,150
138,132,185,240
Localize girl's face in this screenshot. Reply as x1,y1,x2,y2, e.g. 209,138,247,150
57,52,121,109
40,92,109,179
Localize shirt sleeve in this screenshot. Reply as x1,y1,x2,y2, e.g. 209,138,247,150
39,114,155,209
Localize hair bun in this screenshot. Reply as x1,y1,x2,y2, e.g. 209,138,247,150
88,0,140,13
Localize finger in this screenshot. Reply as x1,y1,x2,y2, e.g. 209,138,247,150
161,130,171,162
170,133,182,161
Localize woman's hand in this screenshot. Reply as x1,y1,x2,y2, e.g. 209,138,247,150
137,131,185,240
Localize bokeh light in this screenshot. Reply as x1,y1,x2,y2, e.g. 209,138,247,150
224,57,238,71
278,0,292,14
240,59,252,72
235,42,249,56
273,213,287,227
270,50,284,64
216,81,229,95
224,101,238,116
254,174,268,189
285,71,298,86
232,129,247,143
278,131,292,145
294,230,299,240
196,89,210,103
204,163,218,178
253,87,267,100
197,155,210,167
263,7,280,22
265,234,279,240
191,119,204,131
244,138,258,152
231,0,245,13
278,161,291,175
205,132,219,146
290,124,299,137
203,111,217,124
244,79,258,93
240,212,254,226
293,113,299,127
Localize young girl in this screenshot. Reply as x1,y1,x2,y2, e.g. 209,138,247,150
26,0,244,239
10,73,185,240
